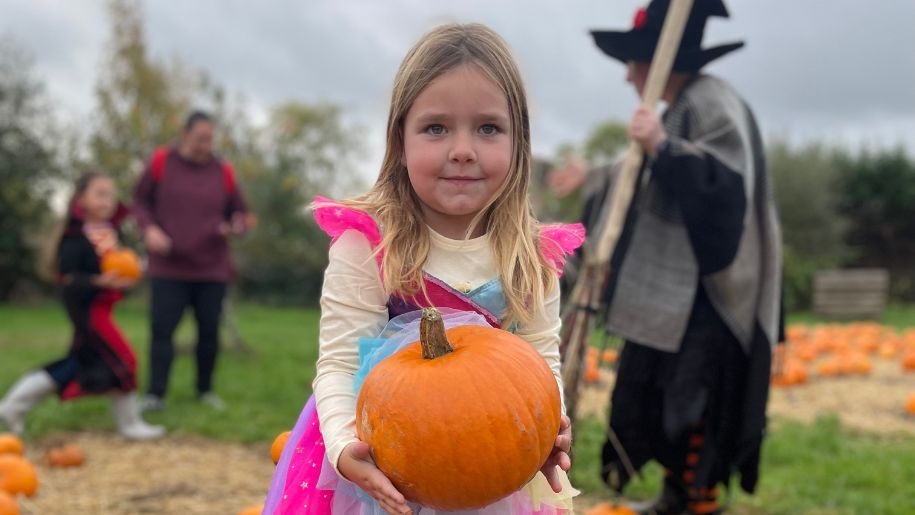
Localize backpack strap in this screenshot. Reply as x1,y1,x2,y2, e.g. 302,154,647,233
150,146,170,182
150,146,236,195
220,160,237,194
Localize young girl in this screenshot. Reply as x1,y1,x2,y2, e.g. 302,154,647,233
265,23,584,514
0,172,165,440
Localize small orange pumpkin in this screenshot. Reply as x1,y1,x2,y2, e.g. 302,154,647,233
816,359,840,377
902,351,915,372
0,491,19,515
46,443,85,468
270,431,291,465
237,505,263,515
100,248,142,280
0,436,22,457
0,455,38,497
601,349,619,365
356,308,561,511
586,502,638,515
906,393,915,416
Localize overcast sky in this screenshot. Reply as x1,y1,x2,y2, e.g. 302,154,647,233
2,0,914,176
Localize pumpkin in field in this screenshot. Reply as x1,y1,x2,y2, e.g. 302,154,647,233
45,443,85,468
0,436,22,457
356,308,561,511
0,491,18,515
601,349,619,365
100,248,142,280
902,351,915,372
816,359,840,377
585,502,637,515
0,455,38,497
237,505,263,515
270,431,291,465
905,393,915,416
585,359,601,384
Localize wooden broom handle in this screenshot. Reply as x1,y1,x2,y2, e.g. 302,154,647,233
589,0,695,265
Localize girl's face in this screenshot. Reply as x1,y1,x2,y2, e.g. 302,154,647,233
77,176,117,223
402,64,512,239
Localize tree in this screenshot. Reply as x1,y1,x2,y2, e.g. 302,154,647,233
836,147,915,300
768,141,848,309
582,120,628,167
0,38,63,300
89,0,193,190
232,102,366,305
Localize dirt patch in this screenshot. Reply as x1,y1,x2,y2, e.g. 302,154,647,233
17,432,273,515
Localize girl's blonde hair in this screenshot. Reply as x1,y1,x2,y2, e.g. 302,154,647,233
344,23,556,326
40,171,109,281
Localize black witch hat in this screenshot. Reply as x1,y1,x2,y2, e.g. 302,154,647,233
591,0,744,72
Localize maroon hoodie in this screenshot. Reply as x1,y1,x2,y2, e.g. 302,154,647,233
132,148,247,282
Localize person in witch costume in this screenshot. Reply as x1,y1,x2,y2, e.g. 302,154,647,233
550,1,783,514
0,172,165,440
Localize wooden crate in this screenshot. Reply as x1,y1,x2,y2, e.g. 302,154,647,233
812,268,889,319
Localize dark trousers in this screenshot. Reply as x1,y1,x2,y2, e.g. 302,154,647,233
148,278,226,397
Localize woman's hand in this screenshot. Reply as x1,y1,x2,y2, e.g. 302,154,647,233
540,414,573,492
628,104,667,156
337,441,412,515
143,225,172,255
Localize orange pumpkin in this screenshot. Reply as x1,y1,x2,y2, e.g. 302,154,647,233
585,502,637,515
100,248,142,280
902,351,915,372
601,349,619,365
0,455,38,497
270,431,291,465
237,505,263,515
46,443,85,468
906,393,915,416
0,491,18,515
585,359,601,384
356,308,561,511
816,359,840,377
0,436,22,457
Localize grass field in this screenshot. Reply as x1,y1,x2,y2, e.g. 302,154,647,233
2,300,915,514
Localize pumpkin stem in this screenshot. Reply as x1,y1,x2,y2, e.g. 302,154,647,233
420,307,453,359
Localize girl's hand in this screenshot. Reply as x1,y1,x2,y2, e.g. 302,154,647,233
93,272,138,290
628,104,667,156
540,414,572,493
338,441,412,515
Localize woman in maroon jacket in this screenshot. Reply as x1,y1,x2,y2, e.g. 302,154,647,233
0,172,164,440
132,111,249,412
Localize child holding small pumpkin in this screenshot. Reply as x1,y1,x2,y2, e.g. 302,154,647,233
0,172,164,441
265,23,584,515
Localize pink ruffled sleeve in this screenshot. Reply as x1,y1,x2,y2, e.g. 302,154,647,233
311,196,382,247
539,223,586,276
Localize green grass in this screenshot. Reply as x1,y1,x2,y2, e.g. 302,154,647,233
3,301,915,513
0,299,319,443
571,414,915,515
786,304,915,329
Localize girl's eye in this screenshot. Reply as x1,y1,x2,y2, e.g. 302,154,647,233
479,124,501,136
425,124,446,136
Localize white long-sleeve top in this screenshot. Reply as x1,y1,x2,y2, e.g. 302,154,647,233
312,227,565,474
